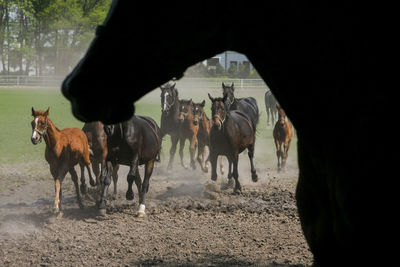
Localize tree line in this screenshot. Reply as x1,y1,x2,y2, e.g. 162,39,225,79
0,0,111,76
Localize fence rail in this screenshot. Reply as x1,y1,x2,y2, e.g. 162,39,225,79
0,75,269,89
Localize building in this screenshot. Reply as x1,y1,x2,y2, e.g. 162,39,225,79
207,51,253,71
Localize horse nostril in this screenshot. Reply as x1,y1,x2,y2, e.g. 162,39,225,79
194,121,198,125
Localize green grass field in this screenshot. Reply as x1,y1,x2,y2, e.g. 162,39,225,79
0,86,297,192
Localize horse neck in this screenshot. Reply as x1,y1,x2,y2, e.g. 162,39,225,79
43,119,60,148
201,112,211,130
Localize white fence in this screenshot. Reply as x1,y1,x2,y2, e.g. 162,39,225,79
0,75,269,89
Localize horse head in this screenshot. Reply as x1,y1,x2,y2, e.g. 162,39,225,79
178,99,194,124
193,100,206,126
209,93,228,130
160,83,178,116
276,105,287,127
222,82,235,109
31,107,50,145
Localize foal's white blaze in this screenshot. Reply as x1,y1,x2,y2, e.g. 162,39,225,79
32,118,39,138
163,92,169,110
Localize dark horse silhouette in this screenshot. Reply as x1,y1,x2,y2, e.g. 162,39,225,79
222,82,259,132
264,90,278,126
61,1,392,266
160,83,181,170
99,115,162,217
208,94,258,193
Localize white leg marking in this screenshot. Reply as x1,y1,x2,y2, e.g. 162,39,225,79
138,204,145,214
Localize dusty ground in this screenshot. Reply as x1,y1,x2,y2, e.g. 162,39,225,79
0,150,313,266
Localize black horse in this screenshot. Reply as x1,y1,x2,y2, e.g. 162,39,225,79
61,1,391,266
99,115,162,217
160,83,181,170
264,90,278,126
208,94,258,193
222,82,259,132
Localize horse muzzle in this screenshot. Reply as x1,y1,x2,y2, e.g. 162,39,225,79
31,136,41,145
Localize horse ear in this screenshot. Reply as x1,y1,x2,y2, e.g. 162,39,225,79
160,85,165,91
171,83,176,89
276,104,280,110
31,107,35,116
208,93,214,101
231,83,235,91
44,107,50,117
201,100,205,107
222,82,225,88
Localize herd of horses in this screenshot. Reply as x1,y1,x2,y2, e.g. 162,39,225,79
30,83,293,217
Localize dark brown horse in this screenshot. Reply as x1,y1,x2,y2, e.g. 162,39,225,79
178,99,198,170
31,107,95,217
100,115,162,217
264,90,278,126
193,100,225,174
160,83,181,170
82,122,119,198
273,105,293,172
208,94,258,193
222,82,259,132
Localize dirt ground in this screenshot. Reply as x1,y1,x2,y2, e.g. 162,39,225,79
0,152,313,266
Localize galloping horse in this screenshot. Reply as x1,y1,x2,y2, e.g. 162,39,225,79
61,1,390,265
100,115,162,217
193,100,225,174
160,83,181,170
82,122,119,198
264,90,278,126
273,105,293,172
178,99,199,170
222,82,259,132
31,107,95,216
208,94,258,193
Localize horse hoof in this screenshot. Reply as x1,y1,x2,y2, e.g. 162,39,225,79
78,202,84,209
252,173,258,182
137,212,145,218
211,175,217,181
80,184,87,194
56,211,64,219
89,179,96,187
98,208,106,216
126,191,134,201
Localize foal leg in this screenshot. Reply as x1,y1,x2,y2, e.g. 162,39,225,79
53,168,68,216
111,163,119,199
248,143,258,182
275,139,282,172
79,162,88,194
189,135,197,170
197,143,207,172
70,168,84,209
167,135,179,170
282,139,292,172
179,138,188,169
